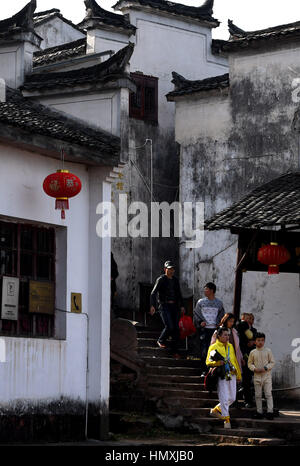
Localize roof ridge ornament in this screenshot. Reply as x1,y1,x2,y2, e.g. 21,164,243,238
228,19,247,38
84,0,126,20
0,0,37,33
168,72,229,99
33,9,60,17
80,0,136,33
84,0,107,18
199,0,214,16
171,71,190,90
109,41,135,72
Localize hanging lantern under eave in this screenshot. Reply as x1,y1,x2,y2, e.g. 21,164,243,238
43,169,82,219
257,242,291,275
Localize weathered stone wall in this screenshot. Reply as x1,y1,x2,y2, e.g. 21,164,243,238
112,121,179,310
111,8,228,311
177,41,300,389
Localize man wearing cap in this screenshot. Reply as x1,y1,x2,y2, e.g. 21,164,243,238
150,261,185,358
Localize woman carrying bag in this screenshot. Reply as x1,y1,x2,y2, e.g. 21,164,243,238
206,327,242,429
210,313,243,371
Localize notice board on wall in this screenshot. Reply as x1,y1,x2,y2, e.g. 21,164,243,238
29,280,55,315
1,276,19,320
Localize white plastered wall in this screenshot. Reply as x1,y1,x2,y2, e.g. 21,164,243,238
0,143,111,408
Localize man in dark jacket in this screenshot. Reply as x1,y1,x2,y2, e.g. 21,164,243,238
111,252,119,305
150,260,185,358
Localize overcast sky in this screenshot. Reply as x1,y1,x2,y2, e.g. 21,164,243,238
2,0,300,39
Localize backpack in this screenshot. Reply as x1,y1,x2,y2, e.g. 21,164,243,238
204,367,219,392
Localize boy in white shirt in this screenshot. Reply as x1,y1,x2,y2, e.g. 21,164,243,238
248,332,275,419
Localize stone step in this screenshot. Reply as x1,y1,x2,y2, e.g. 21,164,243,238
212,427,273,438
243,437,287,446
135,325,150,332
179,416,253,430
147,366,201,377
199,432,286,446
142,356,201,368
148,387,217,399
138,338,162,348
109,410,158,435
159,406,255,418
225,416,300,431
189,415,300,439
136,324,163,333
138,338,187,349
137,331,162,339
138,347,188,357
148,376,205,386
152,397,220,408
182,416,228,427
110,411,286,445
169,398,245,411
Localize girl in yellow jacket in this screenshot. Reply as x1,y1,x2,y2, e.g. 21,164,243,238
206,326,242,429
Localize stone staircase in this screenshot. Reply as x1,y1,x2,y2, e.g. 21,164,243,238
136,326,300,445
110,323,300,445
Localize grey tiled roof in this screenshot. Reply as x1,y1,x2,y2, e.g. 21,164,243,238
205,172,300,230
33,39,87,67
211,39,229,55
0,2,82,40
33,8,60,25
23,43,134,90
167,72,229,99
0,0,36,36
0,88,120,159
213,19,300,53
113,0,219,26
33,8,84,33
78,0,136,33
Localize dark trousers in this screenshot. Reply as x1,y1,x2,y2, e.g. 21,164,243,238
241,363,253,404
189,328,203,357
201,328,216,370
189,327,215,370
158,303,180,352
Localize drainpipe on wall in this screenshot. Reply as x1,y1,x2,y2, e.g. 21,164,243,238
146,139,153,285
82,312,89,440
0,79,5,103
131,139,153,323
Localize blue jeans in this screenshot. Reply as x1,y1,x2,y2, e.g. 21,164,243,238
158,303,180,352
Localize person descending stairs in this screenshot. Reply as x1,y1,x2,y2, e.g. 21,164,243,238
133,323,300,446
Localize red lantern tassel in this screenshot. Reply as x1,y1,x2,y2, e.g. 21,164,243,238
268,265,279,275
55,198,69,219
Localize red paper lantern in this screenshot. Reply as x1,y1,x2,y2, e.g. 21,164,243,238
43,169,82,219
257,242,290,274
